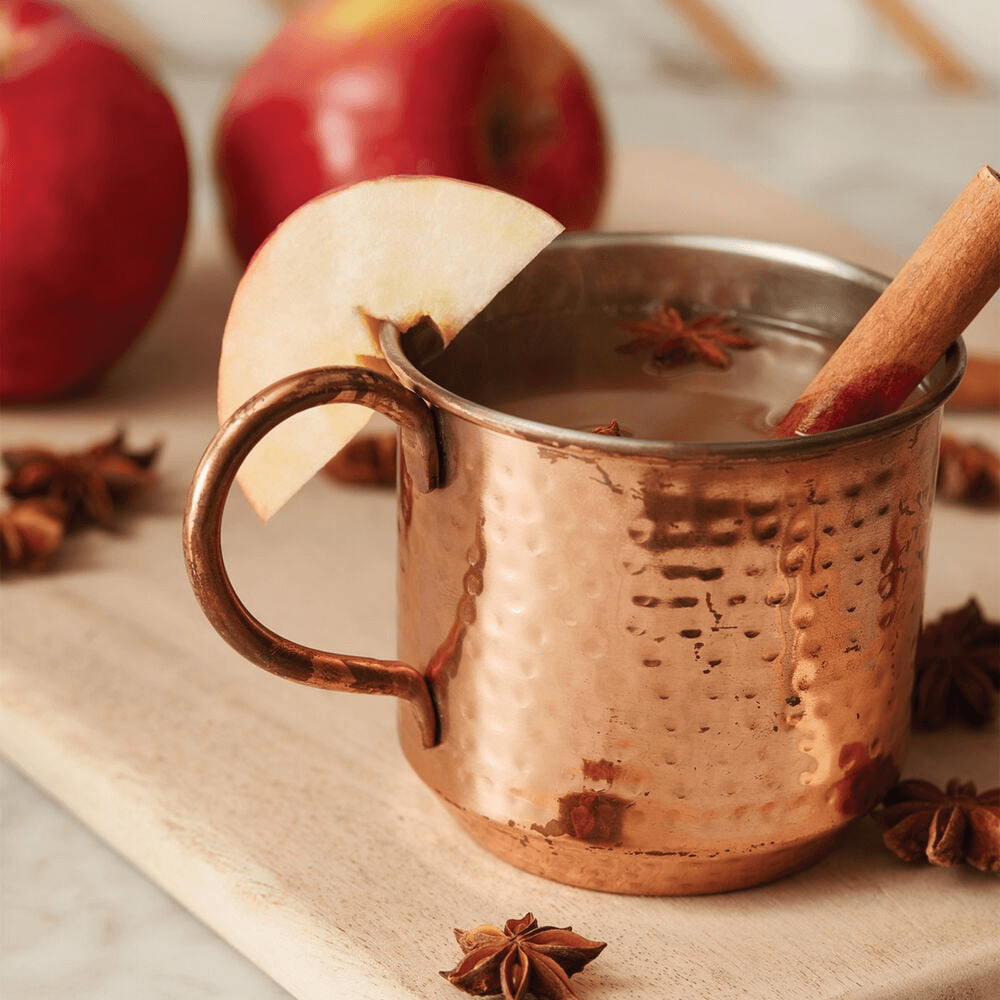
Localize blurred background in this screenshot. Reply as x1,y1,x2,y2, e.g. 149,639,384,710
3,4,998,998
62,0,999,260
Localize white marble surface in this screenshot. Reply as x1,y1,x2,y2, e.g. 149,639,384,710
2,4,999,998
0,762,295,1000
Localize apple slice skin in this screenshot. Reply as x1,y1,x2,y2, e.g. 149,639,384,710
218,175,563,521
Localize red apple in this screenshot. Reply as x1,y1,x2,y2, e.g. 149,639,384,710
215,0,607,266
0,0,190,403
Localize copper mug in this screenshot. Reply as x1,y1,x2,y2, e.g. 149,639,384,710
184,234,963,895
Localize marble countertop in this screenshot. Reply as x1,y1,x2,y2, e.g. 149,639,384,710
2,5,998,998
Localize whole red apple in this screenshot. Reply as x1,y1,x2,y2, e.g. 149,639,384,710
215,0,607,266
0,0,189,403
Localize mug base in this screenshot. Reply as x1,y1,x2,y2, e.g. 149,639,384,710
442,799,848,895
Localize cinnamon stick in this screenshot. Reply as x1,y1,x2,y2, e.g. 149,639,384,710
776,165,1000,437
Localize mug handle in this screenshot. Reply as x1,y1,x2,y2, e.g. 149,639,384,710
183,366,440,748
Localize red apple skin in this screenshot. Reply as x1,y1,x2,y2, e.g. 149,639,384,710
216,0,607,266
0,0,190,403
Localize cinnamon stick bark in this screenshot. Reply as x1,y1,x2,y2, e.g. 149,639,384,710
776,165,1000,437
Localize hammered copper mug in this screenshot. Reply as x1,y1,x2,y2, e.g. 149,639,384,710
183,234,963,895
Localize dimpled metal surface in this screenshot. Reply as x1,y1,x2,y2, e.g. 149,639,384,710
389,235,960,895
396,409,940,894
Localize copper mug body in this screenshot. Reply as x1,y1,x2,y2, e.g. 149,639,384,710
184,235,963,895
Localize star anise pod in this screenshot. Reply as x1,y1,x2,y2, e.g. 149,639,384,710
872,778,1000,872
615,305,755,370
441,913,606,1000
936,434,1000,506
323,432,397,486
2,429,160,530
0,498,69,573
912,598,1000,729
589,418,624,436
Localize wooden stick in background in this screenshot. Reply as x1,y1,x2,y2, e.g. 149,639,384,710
949,356,1000,412
776,165,1000,437
661,0,779,90
863,0,980,92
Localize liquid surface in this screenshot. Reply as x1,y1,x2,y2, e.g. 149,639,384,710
496,325,835,443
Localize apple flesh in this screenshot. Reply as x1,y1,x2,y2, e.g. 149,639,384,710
217,175,562,520
0,0,189,403
215,0,605,266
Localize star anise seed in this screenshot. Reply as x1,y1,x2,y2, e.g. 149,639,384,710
2,430,160,531
912,598,1000,729
872,778,1000,872
936,434,1000,506
615,305,755,370
590,419,624,436
441,912,606,1000
0,498,69,573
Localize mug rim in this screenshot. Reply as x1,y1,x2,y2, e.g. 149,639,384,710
380,232,966,459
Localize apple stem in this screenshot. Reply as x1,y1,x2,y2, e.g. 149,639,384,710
0,18,18,73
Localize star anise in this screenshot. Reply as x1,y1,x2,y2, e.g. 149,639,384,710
912,599,1000,729
2,429,160,530
441,913,606,1000
872,778,1000,872
589,418,624,436
615,305,755,370
0,498,69,573
936,434,1000,506
323,431,397,486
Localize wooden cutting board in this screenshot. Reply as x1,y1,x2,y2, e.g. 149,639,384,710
2,148,998,999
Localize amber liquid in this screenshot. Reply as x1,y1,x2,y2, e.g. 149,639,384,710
497,327,834,443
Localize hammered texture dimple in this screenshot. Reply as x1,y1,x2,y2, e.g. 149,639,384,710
396,408,941,893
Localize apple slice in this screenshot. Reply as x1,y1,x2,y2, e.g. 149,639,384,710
218,175,563,520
